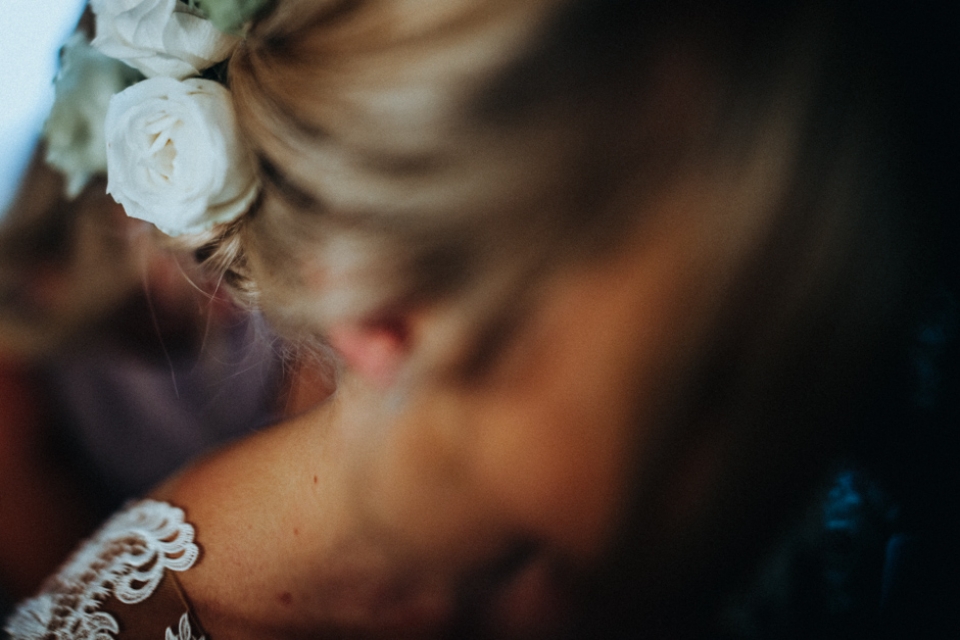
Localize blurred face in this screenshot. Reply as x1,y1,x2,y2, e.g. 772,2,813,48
337,167,790,636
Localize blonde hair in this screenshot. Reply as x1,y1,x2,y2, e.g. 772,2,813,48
186,0,905,382
193,1,573,341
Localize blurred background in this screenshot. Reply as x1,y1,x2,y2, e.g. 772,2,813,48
2,0,85,617
0,2,331,623
0,0,85,219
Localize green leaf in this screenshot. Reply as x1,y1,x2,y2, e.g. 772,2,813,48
195,0,270,35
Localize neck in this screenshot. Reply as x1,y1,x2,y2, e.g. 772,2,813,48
151,375,453,639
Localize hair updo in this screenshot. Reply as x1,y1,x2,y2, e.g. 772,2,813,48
190,0,569,342
184,0,927,392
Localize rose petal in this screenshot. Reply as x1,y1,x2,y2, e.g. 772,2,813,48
105,76,258,236
92,0,239,80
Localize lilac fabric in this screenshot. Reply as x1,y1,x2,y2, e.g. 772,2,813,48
43,313,281,500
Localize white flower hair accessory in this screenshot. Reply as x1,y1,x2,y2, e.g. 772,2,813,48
39,0,264,235
104,76,258,236
90,0,240,80
53,0,269,236
44,33,141,199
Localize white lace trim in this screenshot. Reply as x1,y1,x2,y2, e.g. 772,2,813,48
166,613,205,640
4,500,200,640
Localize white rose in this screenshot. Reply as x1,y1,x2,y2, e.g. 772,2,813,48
91,0,239,80
105,76,258,236
44,33,142,199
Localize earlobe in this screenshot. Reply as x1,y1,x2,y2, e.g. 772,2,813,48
327,318,410,387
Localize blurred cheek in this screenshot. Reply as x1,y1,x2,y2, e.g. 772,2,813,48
460,206,730,561
471,385,633,561
463,279,666,561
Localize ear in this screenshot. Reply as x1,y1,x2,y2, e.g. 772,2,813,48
327,317,411,387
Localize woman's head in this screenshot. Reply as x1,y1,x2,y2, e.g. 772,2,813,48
185,0,946,633
202,0,902,379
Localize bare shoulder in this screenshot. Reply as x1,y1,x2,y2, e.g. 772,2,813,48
147,400,348,639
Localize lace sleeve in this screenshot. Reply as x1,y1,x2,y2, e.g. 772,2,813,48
4,500,206,640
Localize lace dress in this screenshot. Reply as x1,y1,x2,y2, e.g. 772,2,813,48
4,501,207,640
